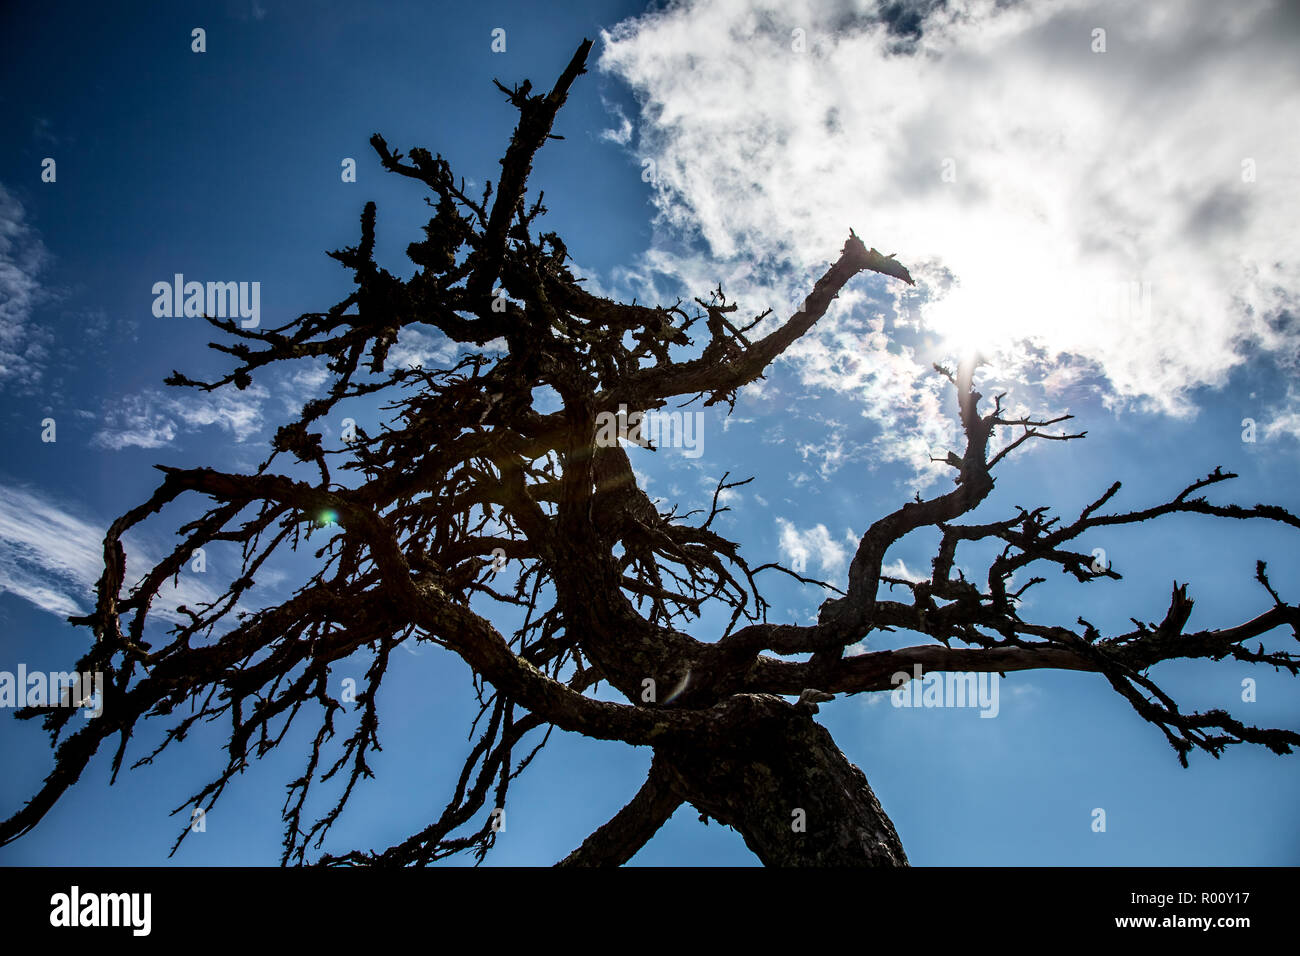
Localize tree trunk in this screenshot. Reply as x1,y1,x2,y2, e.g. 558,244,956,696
658,694,908,866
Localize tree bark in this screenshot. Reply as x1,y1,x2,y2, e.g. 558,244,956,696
657,694,908,866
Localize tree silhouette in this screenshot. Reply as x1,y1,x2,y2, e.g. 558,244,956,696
4,40,1299,866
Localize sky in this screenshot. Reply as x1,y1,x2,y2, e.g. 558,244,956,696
1,0,1298,866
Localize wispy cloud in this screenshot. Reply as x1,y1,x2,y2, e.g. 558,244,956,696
1263,387,1300,443
90,325,460,452
0,482,225,622
277,363,330,415
599,101,634,146
92,384,269,450
0,184,52,390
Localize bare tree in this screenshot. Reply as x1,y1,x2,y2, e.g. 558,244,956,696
4,40,1298,866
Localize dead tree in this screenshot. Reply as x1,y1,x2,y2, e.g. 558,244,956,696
4,40,1298,866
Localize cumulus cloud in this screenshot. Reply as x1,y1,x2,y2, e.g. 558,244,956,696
775,517,854,574
599,0,1300,427
387,326,460,370
880,556,927,584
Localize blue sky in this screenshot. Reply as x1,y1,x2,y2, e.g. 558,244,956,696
1,0,1298,866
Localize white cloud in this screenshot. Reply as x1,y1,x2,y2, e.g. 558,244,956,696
600,0,1300,429
277,362,331,415
1262,387,1300,442
599,101,634,146
881,557,927,584
776,517,848,575
387,326,459,370
0,184,51,389
0,483,225,622
289,365,328,391
93,385,269,450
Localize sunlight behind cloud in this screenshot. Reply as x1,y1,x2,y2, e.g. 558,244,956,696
600,0,1300,421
